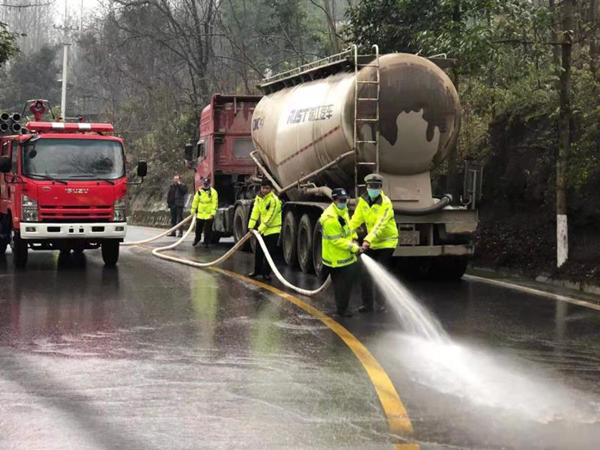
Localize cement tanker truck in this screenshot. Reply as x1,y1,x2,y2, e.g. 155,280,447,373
184,47,480,279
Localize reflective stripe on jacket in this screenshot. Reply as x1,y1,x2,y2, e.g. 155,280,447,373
191,188,218,220
248,192,282,236
349,192,398,250
319,203,359,268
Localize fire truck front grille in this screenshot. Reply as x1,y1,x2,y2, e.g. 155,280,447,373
39,205,112,223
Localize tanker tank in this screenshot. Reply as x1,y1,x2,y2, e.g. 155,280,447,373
251,53,461,209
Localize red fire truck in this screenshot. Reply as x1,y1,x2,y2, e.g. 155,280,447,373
0,100,147,268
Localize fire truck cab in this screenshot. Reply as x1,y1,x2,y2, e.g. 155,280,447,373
0,109,146,268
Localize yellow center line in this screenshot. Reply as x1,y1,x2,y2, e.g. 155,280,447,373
137,244,417,447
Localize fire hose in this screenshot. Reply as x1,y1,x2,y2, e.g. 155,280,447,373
123,216,332,297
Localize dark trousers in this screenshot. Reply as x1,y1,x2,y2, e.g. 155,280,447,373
329,263,358,314
170,206,183,229
361,248,395,307
194,218,213,244
254,233,279,276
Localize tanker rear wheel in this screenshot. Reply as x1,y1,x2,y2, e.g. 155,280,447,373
233,206,251,252
431,256,468,281
282,211,298,268
297,214,315,274
312,221,326,278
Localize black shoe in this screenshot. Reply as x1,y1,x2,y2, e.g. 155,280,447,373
375,304,386,313
247,272,259,278
177,232,183,238
358,305,374,313
336,310,353,318
262,274,272,282
192,239,199,246
168,232,176,237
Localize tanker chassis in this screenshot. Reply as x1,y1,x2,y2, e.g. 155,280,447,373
184,50,480,279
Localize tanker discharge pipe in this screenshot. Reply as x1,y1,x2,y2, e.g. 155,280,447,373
393,194,452,216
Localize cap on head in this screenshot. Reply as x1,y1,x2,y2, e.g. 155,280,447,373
365,173,384,186
331,188,349,201
261,178,273,187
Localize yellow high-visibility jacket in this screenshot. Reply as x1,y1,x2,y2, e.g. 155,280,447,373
248,192,282,236
350,192,398,250
319,203,359,268
191,187,218,220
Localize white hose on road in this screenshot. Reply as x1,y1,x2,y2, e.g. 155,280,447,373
124,215,331,297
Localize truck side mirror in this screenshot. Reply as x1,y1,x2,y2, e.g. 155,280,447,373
137,161,148,178
0,155,10,173
184,142,194,161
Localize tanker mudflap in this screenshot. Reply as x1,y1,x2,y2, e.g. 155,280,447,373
393,245,473,257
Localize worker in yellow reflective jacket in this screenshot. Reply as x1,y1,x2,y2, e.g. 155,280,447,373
247,178,282,281
320,188,364,317
191,177,218,248
350,173,398,313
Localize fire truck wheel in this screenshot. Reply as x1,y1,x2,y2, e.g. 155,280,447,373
297,214,315,274
102,240,120,267
0,216,8,256
11,231,28,268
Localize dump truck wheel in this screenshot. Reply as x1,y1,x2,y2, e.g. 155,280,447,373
102,240,120,267
282,211,298,268
297,214,315,274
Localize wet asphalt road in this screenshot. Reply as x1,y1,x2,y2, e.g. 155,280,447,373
1,226,600,450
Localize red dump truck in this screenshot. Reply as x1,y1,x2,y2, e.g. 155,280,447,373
185,50,481,279
0,100,147,268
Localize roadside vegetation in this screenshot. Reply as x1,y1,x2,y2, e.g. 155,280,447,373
0,0,598,281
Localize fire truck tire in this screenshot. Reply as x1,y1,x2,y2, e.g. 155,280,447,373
233,206,251,251
0,216,8,256
102,240,120,267
297,214,315,274
312,221,326,278
11,232,28,268
282,211,298,268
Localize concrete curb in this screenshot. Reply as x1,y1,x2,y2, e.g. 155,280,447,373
469,265,600,298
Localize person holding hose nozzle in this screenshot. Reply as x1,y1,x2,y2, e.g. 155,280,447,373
247,178,282,282
191,177,218,248
320,188,364,318
350,173,399,313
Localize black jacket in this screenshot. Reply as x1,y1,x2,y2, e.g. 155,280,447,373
167,183,188,207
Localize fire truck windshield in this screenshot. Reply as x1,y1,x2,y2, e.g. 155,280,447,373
22,138,125,180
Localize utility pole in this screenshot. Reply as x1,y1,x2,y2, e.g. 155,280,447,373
556,0,574,268
53,1,73,120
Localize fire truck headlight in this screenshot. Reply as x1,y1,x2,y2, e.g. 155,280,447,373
21,194,39,222
113,198,126,222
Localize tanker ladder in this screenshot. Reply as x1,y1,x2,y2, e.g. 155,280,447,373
352,44,381,200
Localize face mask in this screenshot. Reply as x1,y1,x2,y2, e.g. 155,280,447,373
367,188,381,199
335,202,347,210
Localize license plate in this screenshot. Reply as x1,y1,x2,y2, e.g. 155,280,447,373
399,230,419,246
